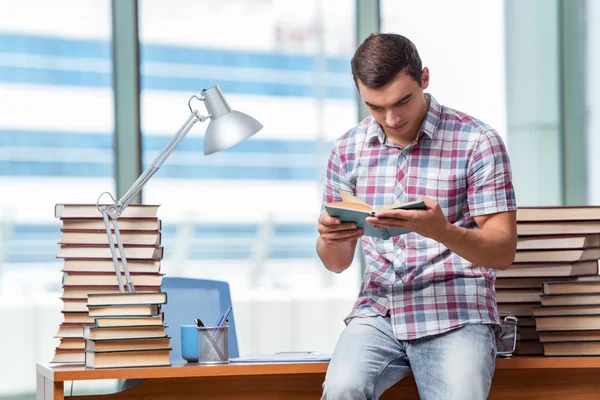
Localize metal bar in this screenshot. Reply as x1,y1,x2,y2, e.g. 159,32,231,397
355,0,380,121
559,0,587,205
112,0,142,202
354,0,380,276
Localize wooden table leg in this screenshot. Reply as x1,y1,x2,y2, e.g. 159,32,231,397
53,381,65,400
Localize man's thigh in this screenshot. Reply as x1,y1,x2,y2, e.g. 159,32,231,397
322,316,411,400
407,324,496,400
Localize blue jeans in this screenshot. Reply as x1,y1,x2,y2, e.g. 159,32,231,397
322,316,496,400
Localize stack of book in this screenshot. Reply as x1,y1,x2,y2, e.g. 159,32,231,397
533,277,600,356
51,204,164,364
84,292,171,369
495,206,600,355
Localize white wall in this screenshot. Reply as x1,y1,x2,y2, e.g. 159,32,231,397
381,0,507,141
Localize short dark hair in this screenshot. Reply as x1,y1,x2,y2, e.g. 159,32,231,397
351,33,423,88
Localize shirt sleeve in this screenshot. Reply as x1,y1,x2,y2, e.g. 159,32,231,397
320,145,354,215
467,130,517,216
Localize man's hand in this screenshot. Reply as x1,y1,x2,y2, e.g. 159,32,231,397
366,196,517,269
365,196,450,242
317,213,363,273
317,213,363,248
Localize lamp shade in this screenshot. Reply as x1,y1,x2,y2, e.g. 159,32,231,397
202,86,263,155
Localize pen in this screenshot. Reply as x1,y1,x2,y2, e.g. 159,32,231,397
214,306,232,328
212,306,233,340
221,306,232,325
213,318,230,343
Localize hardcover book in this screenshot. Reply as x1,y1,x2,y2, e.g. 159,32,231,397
325,191,426,240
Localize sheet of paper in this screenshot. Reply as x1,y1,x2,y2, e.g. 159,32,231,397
229,352,331,363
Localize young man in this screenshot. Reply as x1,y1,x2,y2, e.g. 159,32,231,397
317,33,517,400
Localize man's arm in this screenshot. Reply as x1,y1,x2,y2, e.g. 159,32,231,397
366,197,517,270
317,141,363,273
438,210,517,270
317,237,358,273
316,213,362,273
444,129,517,269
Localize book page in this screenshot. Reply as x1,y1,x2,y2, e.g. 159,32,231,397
376,199,427,213
339,190,371,208
326,202,373,213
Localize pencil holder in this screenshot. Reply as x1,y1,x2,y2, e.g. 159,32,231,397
197,326,229,364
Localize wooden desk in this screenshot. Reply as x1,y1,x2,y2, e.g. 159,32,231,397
37,357,600,400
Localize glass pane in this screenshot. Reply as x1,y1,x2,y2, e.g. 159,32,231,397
0,0,114,396
504,0,562,205
138,0,356,354
586,0,600,204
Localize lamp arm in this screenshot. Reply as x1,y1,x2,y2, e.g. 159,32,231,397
116,110,204,214
115,95,211,211
91,88,260,294
96,107,208,293
101,212,126,292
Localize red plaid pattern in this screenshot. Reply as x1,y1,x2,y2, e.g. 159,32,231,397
322,94,517,339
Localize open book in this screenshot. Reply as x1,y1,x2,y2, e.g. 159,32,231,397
325,191,426,240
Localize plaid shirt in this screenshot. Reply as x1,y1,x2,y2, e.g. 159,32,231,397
322,93,516,340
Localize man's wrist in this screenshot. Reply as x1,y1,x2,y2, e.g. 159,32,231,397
435,221,457,245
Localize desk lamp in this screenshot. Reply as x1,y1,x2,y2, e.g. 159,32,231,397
96,85,263,292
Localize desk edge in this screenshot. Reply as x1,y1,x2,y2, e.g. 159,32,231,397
37,357,600,382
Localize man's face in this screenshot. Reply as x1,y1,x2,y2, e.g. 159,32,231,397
357,68,429,143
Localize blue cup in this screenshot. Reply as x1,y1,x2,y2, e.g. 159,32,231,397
181,325,199,362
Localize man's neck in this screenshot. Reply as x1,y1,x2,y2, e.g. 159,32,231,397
383,129,417,148
383,100,430,148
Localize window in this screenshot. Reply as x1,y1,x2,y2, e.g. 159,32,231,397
0,0,114,394
138,0,357,355
138,0,357,290
0,0,114,294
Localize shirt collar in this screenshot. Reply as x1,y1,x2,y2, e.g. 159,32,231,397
365,117,385,145
365,93,442,145
420,93,441,139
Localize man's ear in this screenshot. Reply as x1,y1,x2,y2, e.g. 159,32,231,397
421,67,430,90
